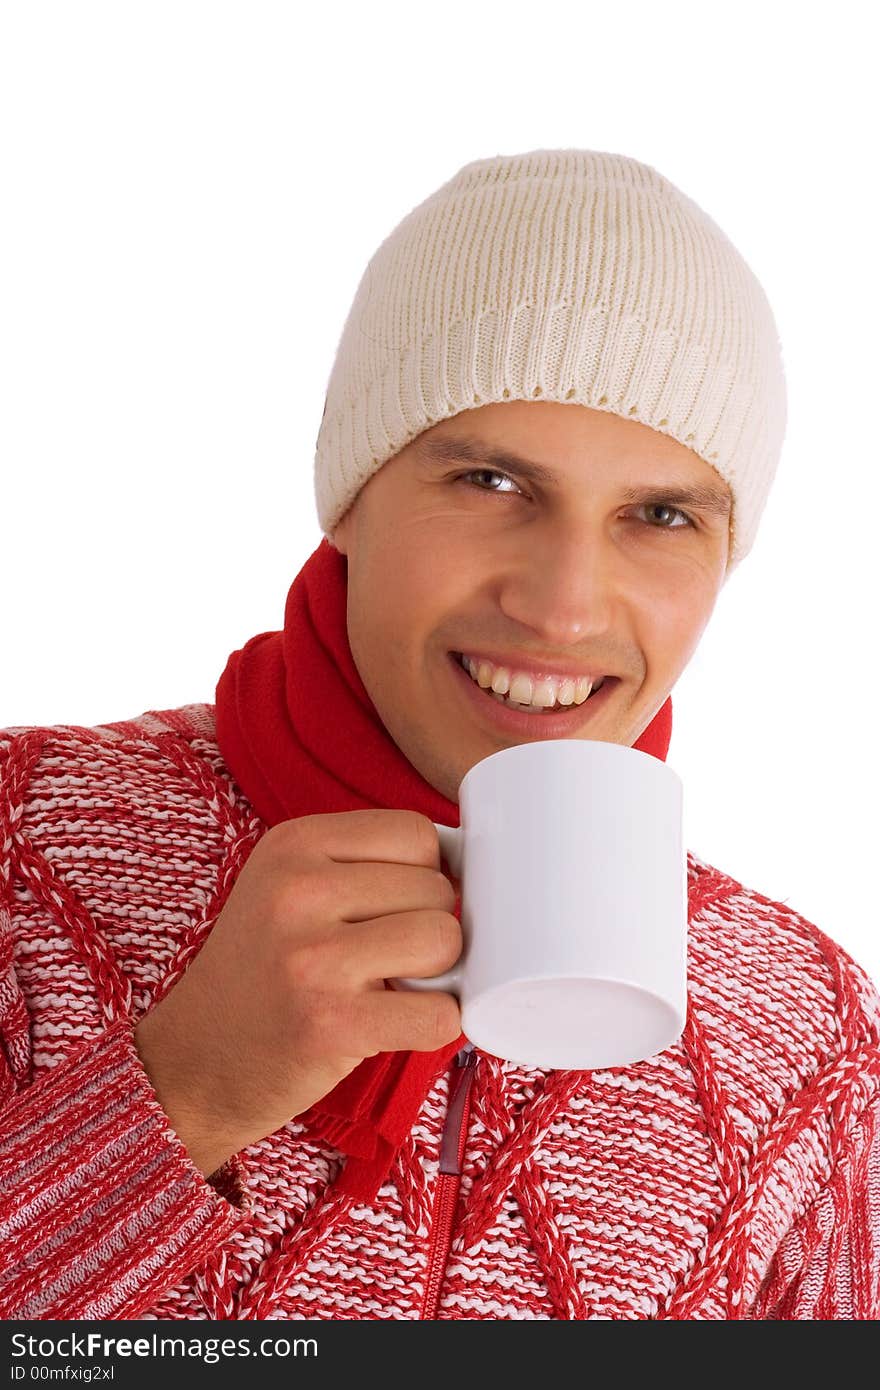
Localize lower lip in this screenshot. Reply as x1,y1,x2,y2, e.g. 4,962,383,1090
448,652,619,737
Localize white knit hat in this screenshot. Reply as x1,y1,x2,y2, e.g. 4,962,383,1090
314,148,787,574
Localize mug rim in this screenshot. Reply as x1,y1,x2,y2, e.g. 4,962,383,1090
457,735,682,800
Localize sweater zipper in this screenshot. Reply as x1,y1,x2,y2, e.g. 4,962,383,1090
419,1043,479,1320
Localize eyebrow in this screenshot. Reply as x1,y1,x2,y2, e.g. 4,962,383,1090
416,435,732,517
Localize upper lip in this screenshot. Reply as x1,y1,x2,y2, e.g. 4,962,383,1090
453,649,615,684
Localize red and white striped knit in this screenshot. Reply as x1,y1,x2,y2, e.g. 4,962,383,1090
1,704,879,1320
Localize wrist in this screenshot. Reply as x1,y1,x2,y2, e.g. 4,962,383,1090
133,1009,237,1179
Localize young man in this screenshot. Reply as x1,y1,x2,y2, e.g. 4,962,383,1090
1,149,878,1321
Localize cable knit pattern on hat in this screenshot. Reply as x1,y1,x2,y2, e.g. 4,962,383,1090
1,707,878,1320
314,148,787,574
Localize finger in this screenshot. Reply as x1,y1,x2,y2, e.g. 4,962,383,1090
327,909,463,985
353,986,463,1054
279,809,445,871
302,860,458,926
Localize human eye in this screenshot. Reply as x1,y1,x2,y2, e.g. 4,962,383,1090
636,502,695,530
456,468,523,495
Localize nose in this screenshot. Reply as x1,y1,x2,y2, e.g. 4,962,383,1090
495,523,618,645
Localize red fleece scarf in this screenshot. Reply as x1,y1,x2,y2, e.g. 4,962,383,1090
215,538,672,1201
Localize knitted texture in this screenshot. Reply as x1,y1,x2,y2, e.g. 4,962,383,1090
1,706,878,1320
313,148,788,575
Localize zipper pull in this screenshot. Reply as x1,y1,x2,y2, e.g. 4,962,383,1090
438,1045,479,1175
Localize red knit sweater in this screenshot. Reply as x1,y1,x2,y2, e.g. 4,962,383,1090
1,704,878,1320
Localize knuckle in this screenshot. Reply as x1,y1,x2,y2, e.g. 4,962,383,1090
290,998,319,1054
285,934,334,993
294,993,334,1056
430,911,462,967
421,994,461,1048
251,822,311,890
434,870,458,910
266,816,309,854
410,811,441,862
276,863,330,923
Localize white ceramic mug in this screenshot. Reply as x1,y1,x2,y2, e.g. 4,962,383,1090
394,738,687,1070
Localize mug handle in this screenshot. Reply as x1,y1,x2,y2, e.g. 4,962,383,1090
390,822,464,995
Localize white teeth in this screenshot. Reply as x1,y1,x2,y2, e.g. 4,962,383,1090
460,655,602,710
490,667,509,695
476,661,494,689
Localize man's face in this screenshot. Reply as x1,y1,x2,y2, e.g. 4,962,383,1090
331,401,731,803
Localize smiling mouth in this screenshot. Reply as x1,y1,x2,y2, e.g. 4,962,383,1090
451,651,611,714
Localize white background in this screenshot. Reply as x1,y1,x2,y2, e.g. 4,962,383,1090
1,1,877,983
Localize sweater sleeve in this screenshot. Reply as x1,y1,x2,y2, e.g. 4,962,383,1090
749,1089,880,1320
0,1017,249,1319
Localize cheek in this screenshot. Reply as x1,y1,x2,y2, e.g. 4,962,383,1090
634,570,714,659
382,531,481,624
351,537,458,661
659,593,716,670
